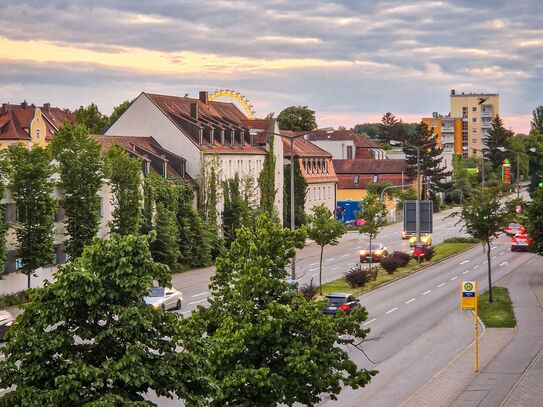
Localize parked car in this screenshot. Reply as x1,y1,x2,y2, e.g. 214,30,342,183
504,223,525,237
409,233,433,247
401,230,413,240
511,233,532,252
0,310,15,341
322,293,361,316
144,287,182,311
360,243,389,262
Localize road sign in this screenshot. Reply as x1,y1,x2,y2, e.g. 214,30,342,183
403,200,433,233
413,242,425,258
502,162,511,183
461,280,477,310
515,204,521,214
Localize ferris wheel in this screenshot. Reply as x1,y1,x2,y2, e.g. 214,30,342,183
208,89,256,119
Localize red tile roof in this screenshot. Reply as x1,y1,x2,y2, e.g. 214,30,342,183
280,131,332,158
0,102,75,141
333,159,407,174
337,174,408,189
303,129,381,149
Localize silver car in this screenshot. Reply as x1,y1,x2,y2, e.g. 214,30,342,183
144,287,182,311
0,310,15,341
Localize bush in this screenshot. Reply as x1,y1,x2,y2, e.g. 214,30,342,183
344,264,371,288
0,290,29,309
443,237,480,244
299,278,318,301
390,251,411,267
380,257,399,274
424,246,435,261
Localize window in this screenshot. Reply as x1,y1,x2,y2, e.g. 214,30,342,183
373,175,378,183
354,175,359,184
36,129,40,139
328,186,331,199
463,152,469,159
346,146,353,160
472,128,477,133
462,107,468,118
462,121,468,130
472,138,477,144
15,258,23,270
431,123,437,128
462,133,468,142
472,107,477,112
472,117,477,123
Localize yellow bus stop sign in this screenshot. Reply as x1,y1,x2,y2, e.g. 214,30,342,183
461,280,477,310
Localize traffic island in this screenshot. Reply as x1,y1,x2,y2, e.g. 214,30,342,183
477,287,517,328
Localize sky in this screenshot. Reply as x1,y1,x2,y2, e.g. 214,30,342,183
0,0,541,133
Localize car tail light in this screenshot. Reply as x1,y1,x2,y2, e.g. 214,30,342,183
375,249,383,255
512,238,517,243
339,305,350,312
360,250,367,255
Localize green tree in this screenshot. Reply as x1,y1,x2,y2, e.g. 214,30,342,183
183,215,376,406
404,121,451,193
485,115,513,173
396,188,417,210
51,122,104,258
277,106,318,131
107,99,134,130
6,145,56,288
74,103,108,134
283,162,308,228
105,145,143,235
222,174,247,247
531,105,543,134
353,123,379,139
358,194,388,275
258,135,277,218
526,186,543,253
0,234,208,405
449,154,473,203
378,112,405,144
451,187,511,302
151,204,180,270
306,204,346,294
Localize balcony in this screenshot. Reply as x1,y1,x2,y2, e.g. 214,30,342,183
441,125,454,132
481,121,492,129
441,135,454,144
481,105,492,117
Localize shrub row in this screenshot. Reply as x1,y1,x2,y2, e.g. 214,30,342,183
0,290,28,309
443,237,481,244
344,264,377,288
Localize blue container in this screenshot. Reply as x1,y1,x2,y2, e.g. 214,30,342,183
336,200,362,224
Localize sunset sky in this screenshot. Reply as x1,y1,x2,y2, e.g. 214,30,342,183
1,0,541,133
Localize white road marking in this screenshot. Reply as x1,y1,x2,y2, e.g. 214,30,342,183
438,283,446,287
491,256,497,260
491,246,497,251
422,290,432,296
331,266,340,271
460,260,470,265
499,261,509,267
191,292,208,298
181,310,191,315
462,270,470,275
483,260,488,264
499,251,505,255
406,298,416,304
312,273,318,277
309,268,318,272
451,276,458,280
386,307,398,314
473,265,480,269
363,318,376,326
341,254,349,258
187,299,208,306
309,263,318,267
326,258,335,262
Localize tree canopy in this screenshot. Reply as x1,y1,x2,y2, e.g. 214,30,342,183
258,135,277,218
283,162,307,228
531,105,543,134
277,106,318,132
484,115,513,173
358,194,388,273
74,103,108,135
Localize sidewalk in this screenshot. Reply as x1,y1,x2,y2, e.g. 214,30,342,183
402,255,543,407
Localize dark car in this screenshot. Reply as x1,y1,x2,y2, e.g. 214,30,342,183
511,233,532,252
0,310,15,341
360,243,389,263
323,293,361,316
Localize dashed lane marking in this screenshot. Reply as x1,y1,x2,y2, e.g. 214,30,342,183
309,268,318,272
451,276,458,280
309,263,318,267
331,266,340,271
325,258,335,262
491,256,497,260
473,265,480,269
312,273,318,277
341,254,349,258
438,283,446,287
499,251,505,255
460,260,470,265
191,292,208,298
462,270,470,274
386,307,398,314
422,290,432,296
499,261,509,267
187,299,208,306
406,298,416,304
363,318,376,326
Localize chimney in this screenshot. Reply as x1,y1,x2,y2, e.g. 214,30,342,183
1,103,7,112
190,102,199,120
161,155,168,178
43,103,50,112
199,91,208,104
21,100,27,109
451,89,455,96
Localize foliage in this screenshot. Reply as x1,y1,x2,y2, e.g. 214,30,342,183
448,154,472,204
299,278,319,301
390,251,411,267
74,103,108,134
6,144,56,288
443,237,481,243
478,287,516,328
283,162,308,228
344,264,372,288
0,290,28,309
404,121,451,193
378,113,405,144
306,204,346,294
51,122,104,258
183,215,376,406
150,204,180,269
531,105,543,134
277,105,318,132
485,115,513,173
258,134,277,218
396,188,417,210
107,99,134,130
358,194,388,275
198,155,221,223
353,123,379,139
105,144,143,235
432,193,442,213
423,246,435,261
380,257,399,274
366,181,397,200
526,186,543,252
451,187,511,302
222,174,248,247
0,234,209,406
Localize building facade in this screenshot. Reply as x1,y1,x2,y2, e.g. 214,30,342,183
303,129,386,160
449,90,499,158
422,114,463,175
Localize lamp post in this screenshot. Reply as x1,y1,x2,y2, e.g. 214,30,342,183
250,128,307,280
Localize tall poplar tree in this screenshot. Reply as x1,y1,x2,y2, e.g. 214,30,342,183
258,135,277,218
283,162,307,228
6,145,56,288
531,105,543,134
105,145,142,235
51,122,104,258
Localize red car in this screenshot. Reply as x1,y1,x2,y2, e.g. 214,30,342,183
511,233,532,252
505,223,525,237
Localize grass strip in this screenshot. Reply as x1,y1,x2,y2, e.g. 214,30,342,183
321,242,477,296
478,287,516,328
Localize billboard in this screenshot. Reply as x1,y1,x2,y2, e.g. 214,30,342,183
403,200,433,233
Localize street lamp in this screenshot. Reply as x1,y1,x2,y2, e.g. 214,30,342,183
391,140,433,243
250,128,306,280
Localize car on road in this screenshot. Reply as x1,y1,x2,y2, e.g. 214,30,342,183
360,243,389,262
144,287,182,311
511,233,532,252
0,310,15,341
322,293,361,316
504,223,525,237
409,233,432,247
401,230,413,240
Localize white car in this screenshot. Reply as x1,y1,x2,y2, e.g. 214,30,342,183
144,287,182,311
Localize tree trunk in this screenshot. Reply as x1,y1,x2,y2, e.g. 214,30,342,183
27,272,30,290
487,240,493,303
319,246,324,295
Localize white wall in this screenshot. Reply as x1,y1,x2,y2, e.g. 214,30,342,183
305,182,336,214
310,139,355,159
